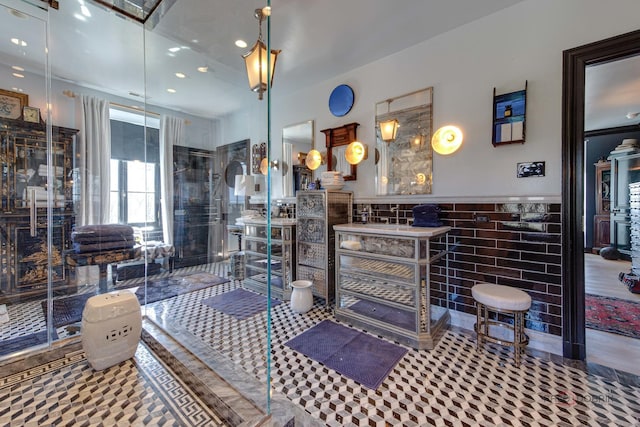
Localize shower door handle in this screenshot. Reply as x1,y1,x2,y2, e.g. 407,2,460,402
29,188,37,237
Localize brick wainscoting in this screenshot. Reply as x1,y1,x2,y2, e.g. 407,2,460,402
358,202,562,336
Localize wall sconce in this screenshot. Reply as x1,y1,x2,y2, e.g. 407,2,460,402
345,141,368,165
431,125,463,155
410,133,426,150
297,152,307,165
242,7,281,100
305,149,323,171
260,158,279,175
379,100,399,142
234,175,256,197
380,119,399,142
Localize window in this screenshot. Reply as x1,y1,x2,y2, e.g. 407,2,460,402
109,160,157,225
108,108,160,227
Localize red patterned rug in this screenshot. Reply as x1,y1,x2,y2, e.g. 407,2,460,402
585,294,640,339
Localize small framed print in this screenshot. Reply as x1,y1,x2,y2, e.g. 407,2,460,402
517,161,545,178
23,106,41,123
0,89,29,119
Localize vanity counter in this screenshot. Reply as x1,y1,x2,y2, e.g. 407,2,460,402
333,223,450,237
333,223,450,349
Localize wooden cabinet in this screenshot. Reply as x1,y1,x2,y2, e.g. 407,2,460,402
243,218,296,300
334,224,451,349
0,118,78,302
296,190,352,306
593,160,611,252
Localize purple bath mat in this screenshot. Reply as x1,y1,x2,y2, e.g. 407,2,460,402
285,320,408,389
201,288,281,320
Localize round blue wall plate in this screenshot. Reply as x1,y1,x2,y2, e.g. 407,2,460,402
329,84,354,117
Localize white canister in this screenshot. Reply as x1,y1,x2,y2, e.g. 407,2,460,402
290,280,314,313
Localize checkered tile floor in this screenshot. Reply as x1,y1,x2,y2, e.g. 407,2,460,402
2,262,640,426
0,342,226,426
148,266,640,427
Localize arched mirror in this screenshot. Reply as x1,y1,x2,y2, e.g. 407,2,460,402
282,120,314,196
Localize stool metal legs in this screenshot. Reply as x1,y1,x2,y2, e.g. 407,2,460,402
474,301,529,367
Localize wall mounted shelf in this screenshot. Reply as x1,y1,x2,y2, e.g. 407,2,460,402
492,81,527,146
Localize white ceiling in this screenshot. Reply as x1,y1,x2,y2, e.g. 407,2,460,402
1,0,639,129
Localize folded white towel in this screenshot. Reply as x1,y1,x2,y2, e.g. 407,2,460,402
340,240,362,250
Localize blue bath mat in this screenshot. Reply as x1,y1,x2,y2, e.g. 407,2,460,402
201,288,281,320
285,320,408,389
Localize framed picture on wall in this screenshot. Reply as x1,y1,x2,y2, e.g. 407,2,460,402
0,89,29,120
517,161,545,178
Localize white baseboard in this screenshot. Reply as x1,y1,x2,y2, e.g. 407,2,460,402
449,310,563,356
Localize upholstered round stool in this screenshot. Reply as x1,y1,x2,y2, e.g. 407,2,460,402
471,283,531,367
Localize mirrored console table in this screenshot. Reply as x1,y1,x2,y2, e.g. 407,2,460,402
243,218,296,301
334,223,451,349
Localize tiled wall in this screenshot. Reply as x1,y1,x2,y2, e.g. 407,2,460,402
356,202,563,336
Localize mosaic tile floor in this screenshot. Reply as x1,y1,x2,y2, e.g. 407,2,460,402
145,271,640,427
2,263,640,426
0,343,227,426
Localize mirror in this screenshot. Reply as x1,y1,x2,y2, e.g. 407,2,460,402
375,88,433,195
283,120,314,196
323,122,359,181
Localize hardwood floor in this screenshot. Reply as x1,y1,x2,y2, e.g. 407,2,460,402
584,253,640,302
584,253,640,375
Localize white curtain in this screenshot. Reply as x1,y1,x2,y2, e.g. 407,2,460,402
160,115,184,245
79,95,111,225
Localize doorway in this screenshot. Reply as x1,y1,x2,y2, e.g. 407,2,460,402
562,29,640,363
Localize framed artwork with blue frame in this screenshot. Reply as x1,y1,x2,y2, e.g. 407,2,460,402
492,81,527,146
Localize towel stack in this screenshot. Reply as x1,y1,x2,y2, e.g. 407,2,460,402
71,224,135,253
412,204,443,227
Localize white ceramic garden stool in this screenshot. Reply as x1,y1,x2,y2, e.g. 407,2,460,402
471,283,531,367
290,280,314,313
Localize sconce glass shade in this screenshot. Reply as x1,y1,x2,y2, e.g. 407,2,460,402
260,158,269,175
306,149,322,170
260,158,279,175
234,175,256,196
380,119,399,142
345,141,367,165
431,125,463,155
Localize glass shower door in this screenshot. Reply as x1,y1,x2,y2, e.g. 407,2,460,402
0,0,59,356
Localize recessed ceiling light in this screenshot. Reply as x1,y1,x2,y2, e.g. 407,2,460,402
10,38,27,47
168,47,181,53
167,88,176,93
11,87,23,92
8,9,28,19
175,72,186,79
12,73,24,78
80,5,91,17
73,13,86,21
235,40,247,48
627,112,640,119
197,66,208,73
11,65,24,71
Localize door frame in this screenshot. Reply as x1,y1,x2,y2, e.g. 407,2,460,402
562,28,640,359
